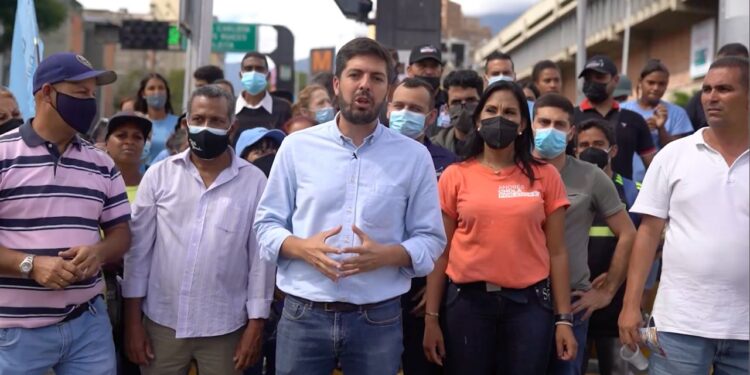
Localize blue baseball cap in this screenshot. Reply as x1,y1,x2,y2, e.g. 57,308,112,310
235,128,285,157
33,52,117,93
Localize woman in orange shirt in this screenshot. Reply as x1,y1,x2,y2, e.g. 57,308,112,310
422,81,577,374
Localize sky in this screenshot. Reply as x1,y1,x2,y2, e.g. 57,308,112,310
77,0,537,61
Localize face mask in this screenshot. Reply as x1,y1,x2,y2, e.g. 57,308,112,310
389,109,426,139
416,76,441,92
578,146,610,169
241,71,267,95
449,103,477,134
0,118,23,135
583,80,610,103
488,74,513,85
141,139,152,162
478,116,519,149
187,124,230,160
534,127,568,159
315,107,335,123
145,93,167,109
52,89,98,134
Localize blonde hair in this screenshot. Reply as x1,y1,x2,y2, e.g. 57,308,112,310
0,88,17,101
292,84,327,116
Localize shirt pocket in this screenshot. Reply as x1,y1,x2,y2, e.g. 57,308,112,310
361,183,408,231
213,198,243,234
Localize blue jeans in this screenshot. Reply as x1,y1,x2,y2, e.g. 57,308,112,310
649,331,749,375
0,296,116,375
442,280,554,375
548,297,589,375
275,295,403,375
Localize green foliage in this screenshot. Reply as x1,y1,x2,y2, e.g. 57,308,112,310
0,0,68,51
166,69,185,114
670,90,695,108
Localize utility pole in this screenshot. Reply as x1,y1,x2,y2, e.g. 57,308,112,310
180,0,214,110
576,0,587,102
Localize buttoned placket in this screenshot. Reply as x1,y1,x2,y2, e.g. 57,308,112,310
175,159,236,336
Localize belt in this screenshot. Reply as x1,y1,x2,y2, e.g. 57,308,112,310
289,295,399,313
60,295,101,323
452,278,547,293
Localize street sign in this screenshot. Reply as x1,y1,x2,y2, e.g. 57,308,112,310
310,48,335,75
212,22,257,52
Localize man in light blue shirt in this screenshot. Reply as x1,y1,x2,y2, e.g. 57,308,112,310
254,37,447,375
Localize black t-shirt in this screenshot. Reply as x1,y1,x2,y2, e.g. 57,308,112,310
233,94,292,146
252,153,275,178
574,101,656,180
686,90,707,131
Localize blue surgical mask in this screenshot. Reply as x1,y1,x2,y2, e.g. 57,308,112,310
145,93,167,109
315,107,335,123
488,74,514,85
389,109,426,139
241,71,267,95
534,127,568,159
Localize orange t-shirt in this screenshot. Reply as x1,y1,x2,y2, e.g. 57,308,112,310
438,159,569,288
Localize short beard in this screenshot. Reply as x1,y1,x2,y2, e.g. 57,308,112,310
338,94,385,126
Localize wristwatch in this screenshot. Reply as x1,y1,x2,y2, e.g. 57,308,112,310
555,313,574,323
19,255,35,278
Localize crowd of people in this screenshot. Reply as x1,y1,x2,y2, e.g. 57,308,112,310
0,36,747,375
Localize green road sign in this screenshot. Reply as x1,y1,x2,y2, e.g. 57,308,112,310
212,22,257,52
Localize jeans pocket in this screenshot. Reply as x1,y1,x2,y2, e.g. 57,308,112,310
281,298,308,321
443,283,461,309
0,328,21,349
363,302,402,326
533,279,553,311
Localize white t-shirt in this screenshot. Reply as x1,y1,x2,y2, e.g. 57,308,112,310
631,128,749,340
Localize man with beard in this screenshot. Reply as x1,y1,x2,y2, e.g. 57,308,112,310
574,55,656,180
254,37,447,375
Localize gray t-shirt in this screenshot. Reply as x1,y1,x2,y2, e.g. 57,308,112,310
561,156,625,290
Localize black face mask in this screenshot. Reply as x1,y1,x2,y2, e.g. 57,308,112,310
416,76,441,92
187,127,230,160
583,80,610,104
0,118,23,135
579,147,610,169
449,103,477,134
478,116,519,149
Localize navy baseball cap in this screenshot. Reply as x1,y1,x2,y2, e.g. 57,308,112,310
578,55,618,78
33,52,117,93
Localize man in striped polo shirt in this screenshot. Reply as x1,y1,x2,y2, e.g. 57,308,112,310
0,53,131,374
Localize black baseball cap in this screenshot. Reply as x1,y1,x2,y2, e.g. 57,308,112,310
578,55,618,78
106,111,152,139
33,52,117,93
409,44,442,65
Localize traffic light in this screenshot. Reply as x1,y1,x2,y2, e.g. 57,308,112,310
120,20,170,50
334,0,373,24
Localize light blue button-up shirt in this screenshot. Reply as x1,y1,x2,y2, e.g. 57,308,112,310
254,118,447,304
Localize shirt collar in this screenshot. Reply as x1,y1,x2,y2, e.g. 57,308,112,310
328,112,384,147
20,119,82,150
580,98,620,111
236,91,273,114
173,147,248,174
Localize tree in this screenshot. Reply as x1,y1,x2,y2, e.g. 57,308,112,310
0,0,68,52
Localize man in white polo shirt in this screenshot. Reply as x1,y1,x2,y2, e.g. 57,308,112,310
619,56,749,374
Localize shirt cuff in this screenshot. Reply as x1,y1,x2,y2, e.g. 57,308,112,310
246,298,272,320
629,204,668,220
399,240,434,278
259,228,293,264
121,280,148,298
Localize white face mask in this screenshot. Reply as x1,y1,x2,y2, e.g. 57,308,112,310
488,74,514,85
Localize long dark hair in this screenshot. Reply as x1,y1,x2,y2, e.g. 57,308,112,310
134,73,174,115
461,80,542,185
